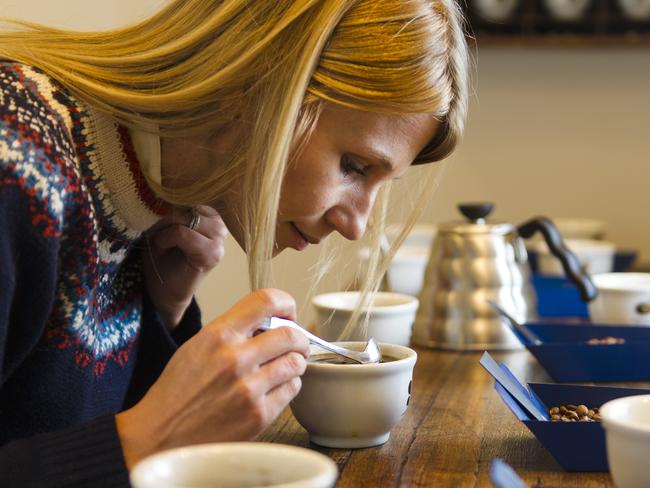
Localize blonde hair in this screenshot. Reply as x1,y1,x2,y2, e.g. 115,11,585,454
0,0,469,327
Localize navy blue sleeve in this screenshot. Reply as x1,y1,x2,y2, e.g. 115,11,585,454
122,283,202,409
0,415,130,488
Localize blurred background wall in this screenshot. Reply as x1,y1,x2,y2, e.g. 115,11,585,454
4,0,650,323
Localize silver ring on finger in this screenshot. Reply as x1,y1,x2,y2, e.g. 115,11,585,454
188,207,201,231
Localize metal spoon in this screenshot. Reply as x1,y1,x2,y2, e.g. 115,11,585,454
259,316,382,364
486,300,543,346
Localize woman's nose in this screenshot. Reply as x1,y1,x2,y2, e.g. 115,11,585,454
326,190,376,241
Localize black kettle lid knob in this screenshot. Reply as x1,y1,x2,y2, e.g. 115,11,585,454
458,203,494,222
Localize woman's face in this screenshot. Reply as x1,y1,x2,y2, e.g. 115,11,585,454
163,104,439,255
273,104,439,254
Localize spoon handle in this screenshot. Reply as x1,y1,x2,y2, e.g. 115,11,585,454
259,317,364,364
486,300,542,346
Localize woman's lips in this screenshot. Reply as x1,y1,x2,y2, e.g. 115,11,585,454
290,223,320,249
289,223,309,251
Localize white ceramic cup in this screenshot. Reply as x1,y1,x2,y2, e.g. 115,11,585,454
552,218,607,240
533,239,616,277
588,273,650,325
387,246,430,297
601,395,650,488
291,342,417,448
359,245,430,297
385,223,437,250
130,442,338,488
312,291,419,346
474,0,519,21
544,0,592,20
618,0,650,20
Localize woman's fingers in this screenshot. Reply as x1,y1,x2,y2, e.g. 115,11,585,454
249,350,307,393
148,208,227,270
263,377,304,420
208,289,298,338
244,326,310,363
239,352,306,424
184,205,228,241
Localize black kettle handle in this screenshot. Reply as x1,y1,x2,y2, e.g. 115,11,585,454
518,217,599,302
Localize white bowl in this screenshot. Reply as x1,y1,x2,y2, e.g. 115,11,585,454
291,342,417,448
601,395,650,488
130,442,338,488
588,273,650,325
312,291,419,346
533,239,616,277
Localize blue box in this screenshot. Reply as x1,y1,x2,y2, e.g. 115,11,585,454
493,365,650,471
529,249,637,319
532,274,589,318
515,322,650,382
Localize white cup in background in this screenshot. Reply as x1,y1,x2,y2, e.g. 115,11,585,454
601,395,650,488
532,239,616,277
544,0,592,20
358,224,435,297
291,342,417,448
473,0,519,22
588,273,650,325
385,223,436,250
552,218,607,240
359,244,430,297
312,291,419,346
387,246,430,297
618,0,650,20
130,442,338,488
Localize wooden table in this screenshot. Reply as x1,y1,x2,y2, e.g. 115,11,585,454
259,347,645,487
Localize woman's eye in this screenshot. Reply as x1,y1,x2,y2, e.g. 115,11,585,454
341,157,366,177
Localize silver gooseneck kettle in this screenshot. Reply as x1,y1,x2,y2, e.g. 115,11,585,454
412,203,598,351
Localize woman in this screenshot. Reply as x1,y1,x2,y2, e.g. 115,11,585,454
0,0,468,485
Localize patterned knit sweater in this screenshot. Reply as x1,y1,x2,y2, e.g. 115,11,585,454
0,63,202,487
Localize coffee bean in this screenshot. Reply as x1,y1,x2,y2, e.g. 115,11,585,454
586,337,626,345
549,403,602,422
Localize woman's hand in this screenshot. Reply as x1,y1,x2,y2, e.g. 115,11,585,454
143,205,228,330
116,289,310,469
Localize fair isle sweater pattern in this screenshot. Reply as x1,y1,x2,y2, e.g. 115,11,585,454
0,62,164,376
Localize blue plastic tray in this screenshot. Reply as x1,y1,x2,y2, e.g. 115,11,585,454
492,364,650,471
514,322,650,382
